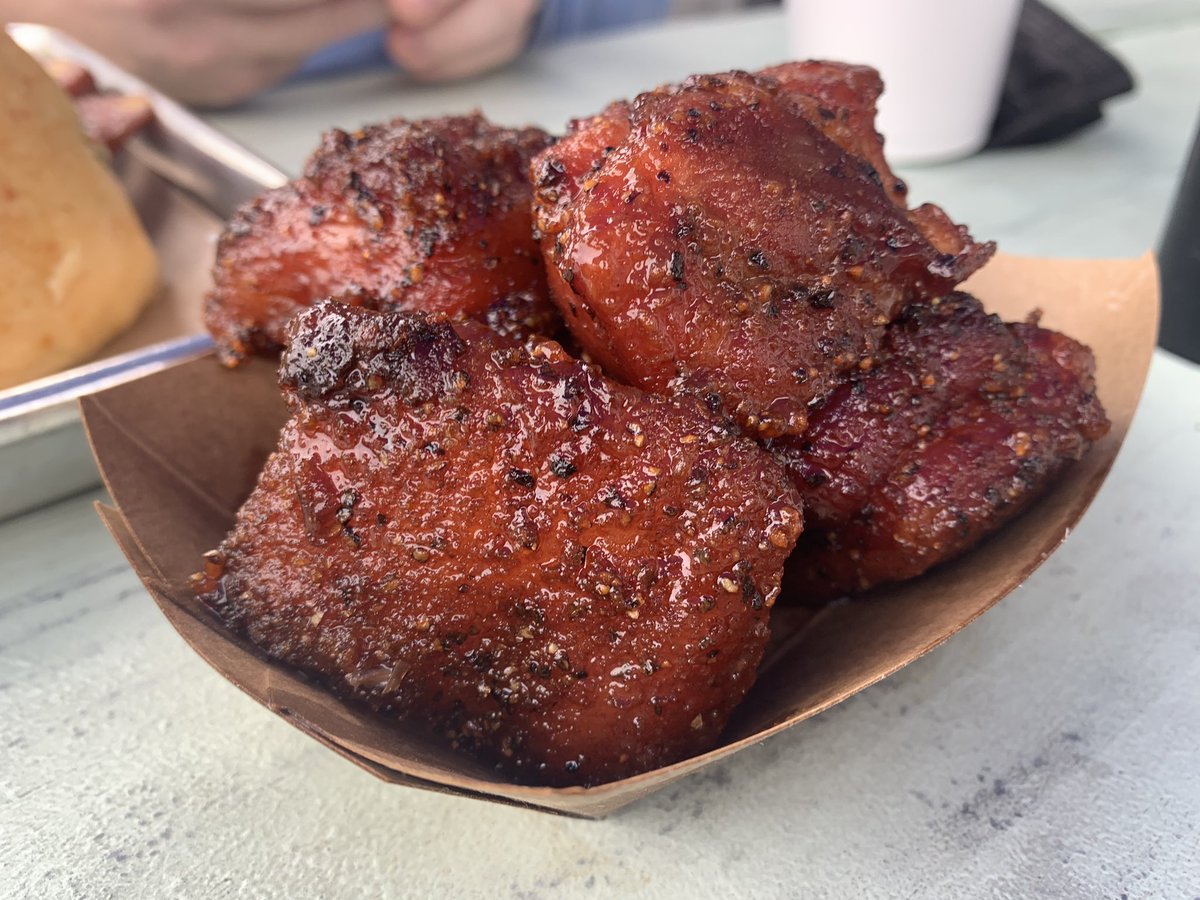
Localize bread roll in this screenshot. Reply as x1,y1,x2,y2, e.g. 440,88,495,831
0,34,157,390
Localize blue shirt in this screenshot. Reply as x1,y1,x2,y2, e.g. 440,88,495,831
299,0,672,78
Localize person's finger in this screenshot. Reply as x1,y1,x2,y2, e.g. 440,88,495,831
230,0,393,61
387,0,537,81
386,0,465,31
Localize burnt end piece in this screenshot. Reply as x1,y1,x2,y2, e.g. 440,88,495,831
197,301,802,786
205,114,557,363
532,63,993,440
773,291,1110,599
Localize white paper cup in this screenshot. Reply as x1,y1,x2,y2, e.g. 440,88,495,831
784,0,1023,164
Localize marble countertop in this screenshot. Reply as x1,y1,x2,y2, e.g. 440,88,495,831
4,4,1200,898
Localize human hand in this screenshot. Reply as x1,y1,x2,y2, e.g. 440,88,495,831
2,0,392,106
386,0,542,82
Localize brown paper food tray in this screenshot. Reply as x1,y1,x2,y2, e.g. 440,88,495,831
80,251,1159,818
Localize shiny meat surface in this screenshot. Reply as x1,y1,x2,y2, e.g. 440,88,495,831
196,302,802,786
532,64,993,439
759,61,906,207
760,61,979,257
205,114,556,363
774,292,1110,599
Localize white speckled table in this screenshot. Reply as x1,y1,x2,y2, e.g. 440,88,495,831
4,3,1200,898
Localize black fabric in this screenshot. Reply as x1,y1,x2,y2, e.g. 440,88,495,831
1158,120,1200,363
987,0,1135,148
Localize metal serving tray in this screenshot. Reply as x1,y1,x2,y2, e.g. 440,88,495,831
0,24,286,521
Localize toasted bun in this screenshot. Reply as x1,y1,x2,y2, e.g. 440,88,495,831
0,34,157,390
